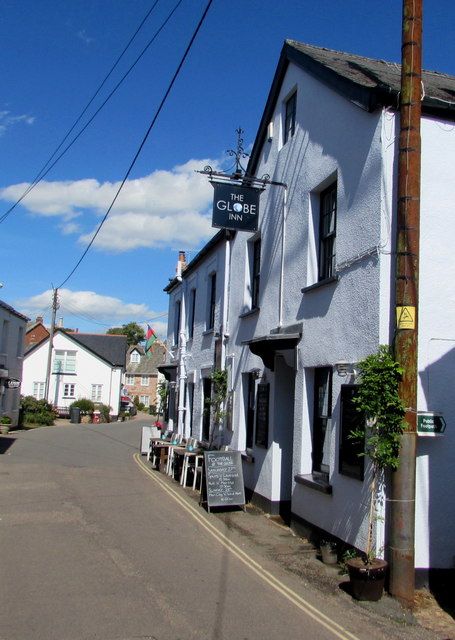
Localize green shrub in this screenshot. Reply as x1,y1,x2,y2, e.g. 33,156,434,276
0,416,12,424
95,403,111,422
69,398,95,414
20,396,55,426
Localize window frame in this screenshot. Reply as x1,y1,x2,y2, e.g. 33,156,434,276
251,238,261,310
63,383,75,398
207,272,216,331
130,351,140,364
318,182,337,281
91,384,102,402
141,375,149,386
33,381,45,400
284,91,297,144
202,376,212,442
188,288,196,339
125,374,134,385
53,350,77,374
339,384,365,480
140,395,149,407
312,367,332,481
245,372,256,450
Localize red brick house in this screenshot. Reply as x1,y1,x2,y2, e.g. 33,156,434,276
123,343,166,411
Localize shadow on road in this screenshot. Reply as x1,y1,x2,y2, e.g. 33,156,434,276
0,436,16,454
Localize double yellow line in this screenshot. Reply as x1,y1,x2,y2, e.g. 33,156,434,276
134,453,360,640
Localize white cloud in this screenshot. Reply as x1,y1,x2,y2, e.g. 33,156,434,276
0,110,35,137
77,29,95,45
17,288,168,340
0,158,219,251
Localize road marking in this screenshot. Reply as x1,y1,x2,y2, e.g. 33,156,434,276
134,454,360,640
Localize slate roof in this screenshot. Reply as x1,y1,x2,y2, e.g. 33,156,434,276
249,40,455,174
24,329,128,367
286,40,455,114
66,331,128,367
126,344,166,374
0,299,29,322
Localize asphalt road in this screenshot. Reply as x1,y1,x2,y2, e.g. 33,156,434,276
0,419,440,640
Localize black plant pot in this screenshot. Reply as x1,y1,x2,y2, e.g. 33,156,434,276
346,557,388,601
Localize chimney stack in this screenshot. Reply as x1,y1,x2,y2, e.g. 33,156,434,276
176,251,187,277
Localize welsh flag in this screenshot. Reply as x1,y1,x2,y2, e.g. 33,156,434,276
145,325,157,356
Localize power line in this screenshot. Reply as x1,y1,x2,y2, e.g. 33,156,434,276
57,0,214,289
0,0,184,225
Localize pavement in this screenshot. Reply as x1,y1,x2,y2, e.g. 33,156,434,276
35,415,455,639
138,448,455,640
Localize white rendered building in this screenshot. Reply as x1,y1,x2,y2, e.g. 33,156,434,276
163,41,455,583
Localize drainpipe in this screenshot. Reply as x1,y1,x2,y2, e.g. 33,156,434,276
176,255,187,437
278,186,288,328
44,288,59,403
221,234,231,366
389,0,422,607
177,327,187,437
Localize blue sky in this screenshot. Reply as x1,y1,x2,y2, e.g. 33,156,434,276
1,0,454,340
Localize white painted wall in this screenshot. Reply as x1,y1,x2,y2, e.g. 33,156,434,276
165,240,227,443
0,303,27,426
162,61,455,570
414,115,455,568
22,332,123,415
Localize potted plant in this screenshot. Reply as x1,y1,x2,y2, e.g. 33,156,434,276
319,539,338,565
0,416,12,434
205,369,228,449
346,345,405,601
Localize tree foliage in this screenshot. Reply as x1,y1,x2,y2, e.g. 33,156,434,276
107,322,146,346
349,345,405,564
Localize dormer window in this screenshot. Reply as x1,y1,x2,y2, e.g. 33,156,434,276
130,351,140,364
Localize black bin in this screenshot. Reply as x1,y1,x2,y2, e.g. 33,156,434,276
70,407,81,423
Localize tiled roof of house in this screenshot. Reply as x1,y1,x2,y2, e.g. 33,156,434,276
25,329,128,367
0,299,29,322
285,40,455,114
126,344,166,374
249,40,455,176
67,331,128,367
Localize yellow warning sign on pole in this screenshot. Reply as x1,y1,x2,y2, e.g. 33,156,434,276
396,306,416,329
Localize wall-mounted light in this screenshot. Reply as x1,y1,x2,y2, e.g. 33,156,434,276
335,362,350,377
251,368,262,379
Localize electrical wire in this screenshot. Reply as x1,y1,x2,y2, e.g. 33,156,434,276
0,0,184,225
57,0,214,289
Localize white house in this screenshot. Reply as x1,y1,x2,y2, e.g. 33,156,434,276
162,41,455,585
0,299,29,427
163,233,230,440
22,329,128,416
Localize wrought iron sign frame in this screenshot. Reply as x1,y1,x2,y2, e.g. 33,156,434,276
196,127,287,190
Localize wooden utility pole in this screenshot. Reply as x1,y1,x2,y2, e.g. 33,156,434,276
44,288,59,403
389,0,423,607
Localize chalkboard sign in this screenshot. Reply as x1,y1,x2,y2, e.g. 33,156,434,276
255,383,269,447
204,450,245,509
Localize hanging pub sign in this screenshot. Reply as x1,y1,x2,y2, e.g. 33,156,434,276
212,182,261,232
